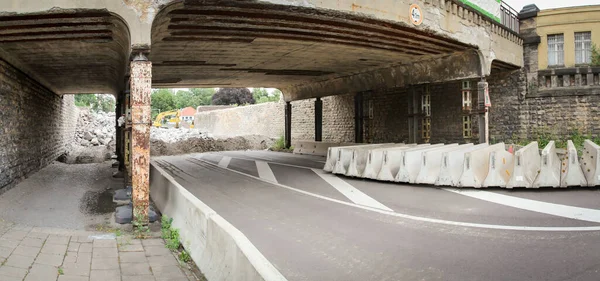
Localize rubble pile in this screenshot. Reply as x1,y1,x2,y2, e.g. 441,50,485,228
74,109,116,147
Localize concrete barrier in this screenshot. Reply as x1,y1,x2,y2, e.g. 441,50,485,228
293,141,354,157
560,140,587,188
482,150,515,188
396,144,457,183
415,144,473,184
346,144,405,177
435,143,488,186
532,141,561,188
581,140,600,187
332,144,392,175
458,143,506,188
362,144,418,179
324,144,361,172
375,145,435,181
150,162,287,281
506,142,540,188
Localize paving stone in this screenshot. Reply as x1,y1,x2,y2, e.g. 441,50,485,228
42,243,68,255
93,240,117,248
141,239,164,247
26,232,50,240
26,263,58,278
58,275,88,281
0,275,23,281
11,225,33,232
79,244,93,253
12,245,41,257
21,237,45,248
119,252,146,263
0,239,20,249
5,254,35,268
147,255,179,268
0,246,14,258
118,243,144,252
91,258,119,270
2,231,29,241
0,265,28,278
93,248,118,258
63,254,78,264
75,236,94,244
73,253,92,265
35,253,65,266
144,246,172,257
68,242,81,252
120,262,152,276
151,265,187,279
126,276,156,281
90,269,120,281
155,277,188,281
61,262,90,276
47,235,71,245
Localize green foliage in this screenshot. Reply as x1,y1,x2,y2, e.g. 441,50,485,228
592,44,600,66
161,216,180,250
179,250,191,263
252,88,281,104
74,94,115,113
58,268,64,275
151,89,176,113
212,88,255,105
151,88,216,120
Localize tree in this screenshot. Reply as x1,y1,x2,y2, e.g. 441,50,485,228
190,88,216,106
151,89,176,115
74,94,97,107
592,44,600,66
74,94,115,113
212,88,255,105
252,88,282,104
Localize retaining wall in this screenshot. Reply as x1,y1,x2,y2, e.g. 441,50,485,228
0,59,79,194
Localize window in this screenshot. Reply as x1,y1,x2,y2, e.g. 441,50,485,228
463,115,472,138
547,34,564,66
462,81,472,111
421,85,431,142
575,32,592,64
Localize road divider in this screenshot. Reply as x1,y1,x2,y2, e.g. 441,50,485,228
436,143,488,186
346,144,405,177
561,140,588,187
458,143,506,188
416,144,472,184
396,144,457,183
582,140,600,187
533,141,561,188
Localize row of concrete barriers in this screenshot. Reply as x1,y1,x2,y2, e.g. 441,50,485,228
321,140,600,188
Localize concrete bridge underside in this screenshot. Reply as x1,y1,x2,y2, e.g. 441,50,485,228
0,0,523,223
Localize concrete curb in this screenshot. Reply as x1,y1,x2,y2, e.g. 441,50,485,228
150,162,288,281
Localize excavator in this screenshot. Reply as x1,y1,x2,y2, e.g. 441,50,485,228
153,110,194,128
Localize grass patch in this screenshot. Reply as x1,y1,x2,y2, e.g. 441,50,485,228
58,267,64,275
270,135,293,152
161,216,193,265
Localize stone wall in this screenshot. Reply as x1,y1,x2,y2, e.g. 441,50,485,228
194,102,285,138
0,59,79,194
290,93,355,143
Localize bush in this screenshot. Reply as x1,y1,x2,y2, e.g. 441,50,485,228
212,88,255,105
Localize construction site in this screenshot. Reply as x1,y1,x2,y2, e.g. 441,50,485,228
2,0,600,280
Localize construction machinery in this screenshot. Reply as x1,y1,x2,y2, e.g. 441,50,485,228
153,110,181,128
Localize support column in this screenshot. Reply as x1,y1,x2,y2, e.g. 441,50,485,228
354,93,364,143
285,101,292,149
477,80,490,144
315,98,322,142
115,98,122,167
130,55,152,225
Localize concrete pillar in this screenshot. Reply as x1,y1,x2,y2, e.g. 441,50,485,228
315,97,322,142
130,55,152,225
477,80,489,144
285,102,292,149
354,93,363,143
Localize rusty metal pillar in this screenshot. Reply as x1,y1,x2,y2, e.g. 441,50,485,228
130,55,152,225
315,98,322,142
477,80,490,144
285,102,292,149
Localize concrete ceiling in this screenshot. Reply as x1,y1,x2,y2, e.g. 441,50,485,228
0,10,130,95
150,1,475,92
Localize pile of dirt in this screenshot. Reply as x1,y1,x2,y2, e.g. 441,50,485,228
61,108,115,164
150,127,275,156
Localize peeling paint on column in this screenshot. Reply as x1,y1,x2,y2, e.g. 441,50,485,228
130,59,152,225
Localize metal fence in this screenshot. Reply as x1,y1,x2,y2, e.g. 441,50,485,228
500,1,520,33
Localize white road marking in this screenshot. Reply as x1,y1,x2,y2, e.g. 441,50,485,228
192,158,600,232
256,161,278,183
218,156,231,168
312,169,393,211
445,188,600,223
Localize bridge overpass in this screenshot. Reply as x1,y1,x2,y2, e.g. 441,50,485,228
0,1,526,279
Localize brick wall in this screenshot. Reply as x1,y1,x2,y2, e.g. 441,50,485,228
0,59,79,194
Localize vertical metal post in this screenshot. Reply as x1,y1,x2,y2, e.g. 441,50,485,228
285,101,292,149
354,93,364,143
115,98,121,166
130,55,152,225
477,80,490,144
118,94,126,172
315,98,323,142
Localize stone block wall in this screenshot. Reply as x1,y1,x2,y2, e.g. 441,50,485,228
0,59,79,194
194,102,285,138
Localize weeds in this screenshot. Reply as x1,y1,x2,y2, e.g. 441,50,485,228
161,216,193,264
58,267,64,275
179,250,191,262
133,210,151,239
271,135,286,151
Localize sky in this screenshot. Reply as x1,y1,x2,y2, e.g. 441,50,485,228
503,0,599,11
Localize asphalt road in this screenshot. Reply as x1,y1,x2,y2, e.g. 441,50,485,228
153,151,600,281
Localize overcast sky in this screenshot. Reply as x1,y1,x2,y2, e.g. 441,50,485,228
503,0,599,12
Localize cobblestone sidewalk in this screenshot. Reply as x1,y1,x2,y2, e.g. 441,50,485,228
0,225,195,281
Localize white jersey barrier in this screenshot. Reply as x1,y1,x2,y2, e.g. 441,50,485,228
435,143,489,186
532,141,561,188
324,144,368,172
346,144,405,177
332,144,392,175
377,144,442,181
458,143,506,188
581,140,600,187
560,140,587,187
294,141,354,157
415,144,473,184
506,142,540,188
362,144,418,179
482,150,515,188
396,144,458,184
